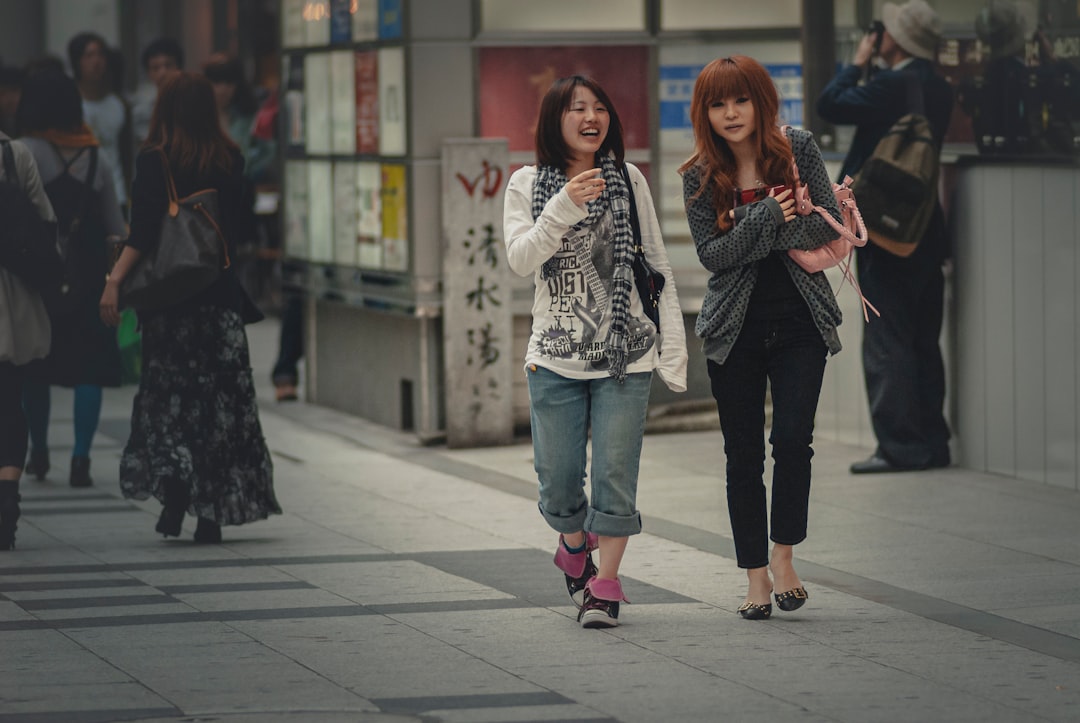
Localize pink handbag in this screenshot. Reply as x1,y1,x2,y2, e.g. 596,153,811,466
785,154,879,321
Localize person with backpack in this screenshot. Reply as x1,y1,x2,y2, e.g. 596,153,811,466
16,70,126,488
0,128,57,550
69,33,132,218
816,0,954,474
680,56,844,619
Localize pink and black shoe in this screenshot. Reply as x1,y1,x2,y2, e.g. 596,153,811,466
578,576,628,629
553,533,599,608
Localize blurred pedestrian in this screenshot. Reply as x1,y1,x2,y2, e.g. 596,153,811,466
816,0,953,474
100,72,280,544
17,70,126,487
680,56,844,619
131,37,183,147
202,54,274,183
271,288,302,401
0,130,56,549
503,75,687,628
68,32,132,214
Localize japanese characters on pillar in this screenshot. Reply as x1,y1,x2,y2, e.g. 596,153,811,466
442,140,512,448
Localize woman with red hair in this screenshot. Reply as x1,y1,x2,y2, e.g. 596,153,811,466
100,72,280,544
680,56,843,619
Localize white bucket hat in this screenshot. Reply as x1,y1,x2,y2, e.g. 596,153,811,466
882,0,943,61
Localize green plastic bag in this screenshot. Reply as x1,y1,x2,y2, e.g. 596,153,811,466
117,308,141,385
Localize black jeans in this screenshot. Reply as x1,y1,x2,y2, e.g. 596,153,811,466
708,307,827,569
0,363,27,469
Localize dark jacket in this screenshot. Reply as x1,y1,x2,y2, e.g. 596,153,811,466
816,59,953,260
684,128,843,365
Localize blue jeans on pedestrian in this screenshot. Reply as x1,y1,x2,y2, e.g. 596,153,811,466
707,305,827,569
526,365,652,538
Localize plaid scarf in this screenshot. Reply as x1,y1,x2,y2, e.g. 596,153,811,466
531,154,634,382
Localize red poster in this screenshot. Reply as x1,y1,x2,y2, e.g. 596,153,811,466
355,50,379,154
478,46,650,154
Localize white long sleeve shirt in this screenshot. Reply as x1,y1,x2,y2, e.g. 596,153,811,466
503,162,687,392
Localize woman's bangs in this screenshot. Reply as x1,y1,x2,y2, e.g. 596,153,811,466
701,62,749,105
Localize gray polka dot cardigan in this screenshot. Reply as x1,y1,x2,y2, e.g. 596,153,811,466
682,127,844,365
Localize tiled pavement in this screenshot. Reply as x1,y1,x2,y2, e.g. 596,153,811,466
1,319,1079,722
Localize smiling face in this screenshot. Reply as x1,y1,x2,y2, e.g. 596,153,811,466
560,85,609,166
708,94,756,149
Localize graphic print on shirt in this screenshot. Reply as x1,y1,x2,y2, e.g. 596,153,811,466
536,210,656,370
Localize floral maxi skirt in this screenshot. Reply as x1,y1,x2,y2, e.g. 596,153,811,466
120,306,281,526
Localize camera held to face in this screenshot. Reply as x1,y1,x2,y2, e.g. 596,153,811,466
867,20,885,53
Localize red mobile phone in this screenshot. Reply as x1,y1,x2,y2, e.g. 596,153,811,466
734,184,789,207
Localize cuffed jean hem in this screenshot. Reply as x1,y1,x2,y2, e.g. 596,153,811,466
585,507,642,537
538,500,588,535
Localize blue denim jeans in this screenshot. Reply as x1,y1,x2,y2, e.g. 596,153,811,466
708,306,827,569
526,366,652,538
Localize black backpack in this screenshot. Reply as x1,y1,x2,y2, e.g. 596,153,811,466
0,139,63,291
42,145,108,317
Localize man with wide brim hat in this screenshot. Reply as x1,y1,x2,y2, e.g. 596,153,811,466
882,0,942,61
816,1,955,476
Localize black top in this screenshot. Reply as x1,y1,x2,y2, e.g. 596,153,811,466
126,146,261,322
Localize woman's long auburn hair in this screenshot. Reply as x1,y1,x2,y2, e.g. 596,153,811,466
145,71,236,176
678,56,795,232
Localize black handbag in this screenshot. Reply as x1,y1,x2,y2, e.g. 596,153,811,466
121,150,229,312
622,164,665,331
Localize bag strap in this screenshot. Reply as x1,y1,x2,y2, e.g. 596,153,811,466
1,140,18,185
902,70,926,116
69,146,98,235
620,163,644,256
781,136,879,322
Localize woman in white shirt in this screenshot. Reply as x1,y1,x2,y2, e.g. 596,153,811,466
503,75,686,628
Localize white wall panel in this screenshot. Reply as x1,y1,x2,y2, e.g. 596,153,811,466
1013,168,1047,483
984,168,1017,476
1043,170,1077,489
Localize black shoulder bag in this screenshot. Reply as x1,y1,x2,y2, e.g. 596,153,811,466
621,164,665,331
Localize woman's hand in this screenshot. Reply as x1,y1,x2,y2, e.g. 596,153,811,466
770,187,796,223
567,168,605,207
99,278,122,327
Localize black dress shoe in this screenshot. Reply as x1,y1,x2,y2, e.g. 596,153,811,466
850,454,910,474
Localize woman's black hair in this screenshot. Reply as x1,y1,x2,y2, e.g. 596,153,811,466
15,69,84,135
535,75,625,171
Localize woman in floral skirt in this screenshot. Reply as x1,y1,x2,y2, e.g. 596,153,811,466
99,72,280,543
